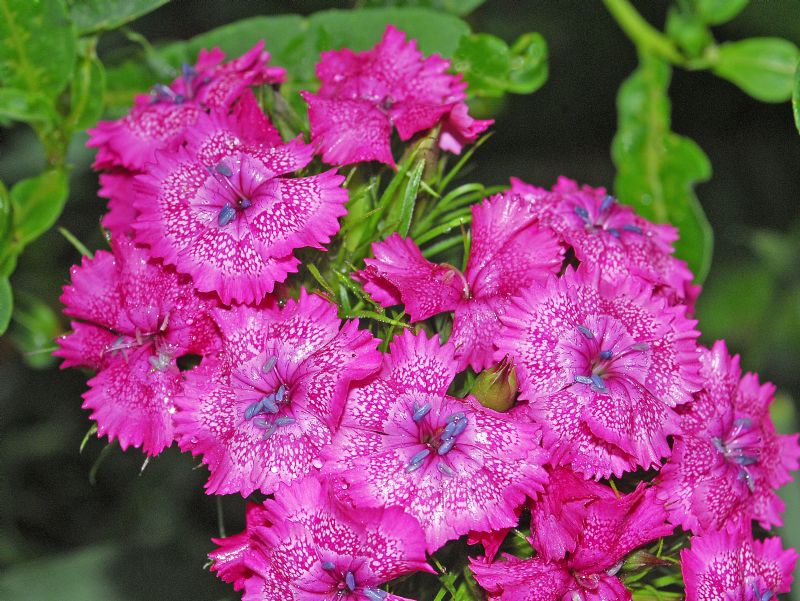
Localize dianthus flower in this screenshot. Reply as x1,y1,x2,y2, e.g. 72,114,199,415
173,291,381,496
55,237,220,455
470,485,673,601
133,107,348,303
509,177,698,305
234,476,433,601
301,25,492,167
497,265,702,478
88,43,284,172
358,194,563,370
322,330,548,552
209,502,270,591
657,341,800,534
681,530,797,601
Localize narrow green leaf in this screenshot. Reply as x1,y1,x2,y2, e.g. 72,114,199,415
66,50,106,132
713,37,799,103
792,61,800,134
10,169,70,249
0,276,11,335
0,0,77,99
398,160,424,237
612,54,713,282
8,292,60,369
79,424,98,453
0,88,55,123
70,0,169,35
58,227,93,258
306,263,336,297
692,0,750,25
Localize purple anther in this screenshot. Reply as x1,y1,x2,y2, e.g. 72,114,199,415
364,588,388,601
253,418,270,429
577,325,593,339
245,402,261,420
239,198,252,209
438,463,456,477
574,206,590,221
574,375,593,385
622,224,643,234
345,571,356,592
451,417,468,437
261,423,276,440
322,561,335,571
260,395,278,414
262,356,277,373
410,449,430,465
442,421,457,441
590,374,607,391
446,411,466,424
275,416,295,427
437,437,456,456
412,402,432,422
215,162,233,177
599,350,613,360
217,203,236,227
275,385,286,402
600,194,615,213
608,227,620,238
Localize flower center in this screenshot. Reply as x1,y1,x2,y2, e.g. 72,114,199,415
104,313,175,371
241,355,293,440
210,161,254,227
570,322,649,393
572,195,643,238
404,402,467,477
150,64,210,105
712,417,763,492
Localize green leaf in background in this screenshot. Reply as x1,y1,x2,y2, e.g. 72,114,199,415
359,0,486,17
713,37,799,102
0,275,11,335
66,46,106,132
454,32,548,97
0,0,77,99
70,0,169,36
0,179,14,276
792,61,800,134
692,0,750,25
0,88,56,124
612,54,713,282
665,7,714,59
10,169,69,250
8,292,60,369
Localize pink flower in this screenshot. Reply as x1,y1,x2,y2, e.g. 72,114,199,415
173,291,381,496
358,194,563,370
322,330,548,552
236,476,433,601
681,530,797,601
88,44,284,172
471,485,673,601
133,108,348,304
497,265,702,479
302,25,492,167
657,341,800,534
509,177,696,305
209,502,270,591
55,237,220,455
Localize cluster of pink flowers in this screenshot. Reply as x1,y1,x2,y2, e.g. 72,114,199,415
59,26,798,601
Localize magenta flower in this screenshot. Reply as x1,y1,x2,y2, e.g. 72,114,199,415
322,330,548,552
657,341,800,534
173,291,381,496
471,485,673,601
236,476,433,601
209,502,271,591
55,237,220,455
509,177,697,305
302,25,492,167
358,194,563,370
88,44,284,172
497,265,702,479
133,108,348,304
681,530,797,601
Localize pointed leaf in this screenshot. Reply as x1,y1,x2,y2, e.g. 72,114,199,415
70,0,169,35
692,0,750,25
713,37,799,103
10,169,69,249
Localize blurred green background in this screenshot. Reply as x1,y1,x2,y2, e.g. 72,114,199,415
1,1,799,599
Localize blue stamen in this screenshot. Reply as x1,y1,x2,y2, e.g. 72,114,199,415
217,203,236,227
253,418,270,429
442,421,457,440
239,198,252,209
275,416,295,427
262,356,277,373
600,194,615,213
438,438,456,456
412,402,432,422
590,374,606,390
364,588,388,601
174,94,185,103
574,206,590,221
577,325,593,339
275,385,286,402
215,162,233,177
260,395,279,414
451,417,468,436
734,455,758,466
734,417,752,429
261,423,276,440
630,342,649,351
410,449,430,465
345,571,356,592
738,468,755,492
608,227,620,238
438,463,456,477
153,83,176,101
575,375,593,385
599,350,613,360
406,460,424,473
245,402,261,420
447,411,466,424
622,224,643,234
322,561,335,571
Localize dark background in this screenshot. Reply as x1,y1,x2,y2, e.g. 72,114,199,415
1,1,798,599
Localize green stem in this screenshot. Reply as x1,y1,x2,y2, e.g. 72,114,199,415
603,0,685,65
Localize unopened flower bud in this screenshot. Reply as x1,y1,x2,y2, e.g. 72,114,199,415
471,355,517,412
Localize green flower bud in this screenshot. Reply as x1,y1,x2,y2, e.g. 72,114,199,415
471,355,517,412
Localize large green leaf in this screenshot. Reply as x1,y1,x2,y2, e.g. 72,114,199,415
359,0,486,17
0,88,56,123
0,0,76,98
713,37,799,103
0,275,11,335
10,169,69,250
70,0,170,35
612,54,713,282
